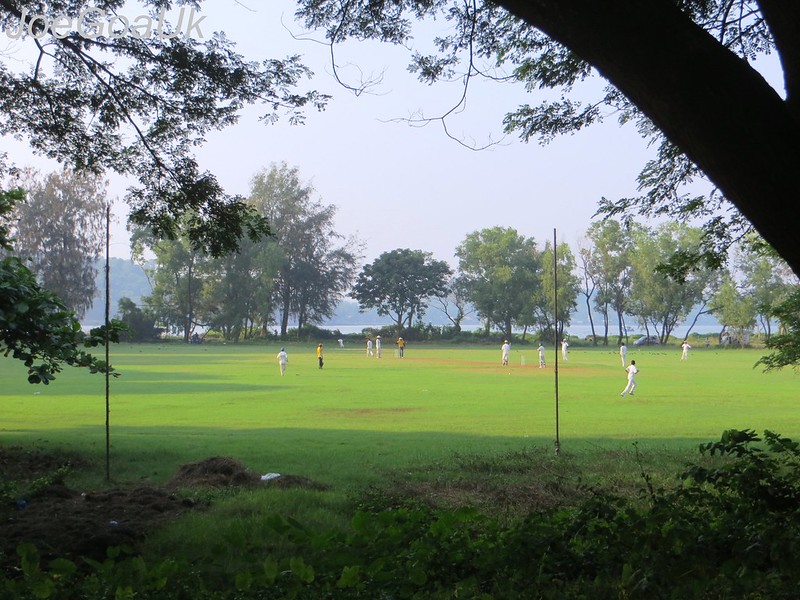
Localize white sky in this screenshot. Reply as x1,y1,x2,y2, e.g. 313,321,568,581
0,1,783,267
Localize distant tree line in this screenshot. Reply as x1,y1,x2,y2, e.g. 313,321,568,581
127,163,361,343
7,166,797,350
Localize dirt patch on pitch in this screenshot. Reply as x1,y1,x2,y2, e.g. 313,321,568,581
319,407,424,417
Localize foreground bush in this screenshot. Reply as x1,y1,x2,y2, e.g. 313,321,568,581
3,429,800,599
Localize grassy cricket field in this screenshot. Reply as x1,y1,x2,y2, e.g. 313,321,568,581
1,340,798,491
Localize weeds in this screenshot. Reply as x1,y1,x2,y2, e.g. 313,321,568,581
4,429,800,598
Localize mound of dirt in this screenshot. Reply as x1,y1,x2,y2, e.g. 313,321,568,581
1,448,330,573
167,456,262,489
2,485,198,568
263,474,331,491
166,456,332,492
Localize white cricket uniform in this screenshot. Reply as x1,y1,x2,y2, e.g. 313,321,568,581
621,364,638,395
277,351,288,376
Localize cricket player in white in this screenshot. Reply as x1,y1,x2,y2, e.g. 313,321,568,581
501,340,510,366
619,343,627,367
620,360,638,396
681,341,691,360
537,344,546,368
561,338,569,361
276,347,288,376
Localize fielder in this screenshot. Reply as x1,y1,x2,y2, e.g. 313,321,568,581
276,347,288,376
620,360,638,396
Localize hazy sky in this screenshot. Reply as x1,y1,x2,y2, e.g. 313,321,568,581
1,1,781,267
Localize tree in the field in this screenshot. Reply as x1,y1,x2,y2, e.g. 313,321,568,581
735,239,797,340
0,188,120,383
131,225,209,342
203,237,285,342
290,244,360,336
628,223,715,342
711,275,758,345
757,290,800,371
456,227,540,340
352,249,452,338
248,164,360,338
535,240,580,340
116,297,161,343
200,239,271,342
577,239,600,345
585,220,636,346
434,275,474,334
7,168,107,319
295,0,800,277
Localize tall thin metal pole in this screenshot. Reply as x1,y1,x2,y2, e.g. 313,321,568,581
553,229,560,455
105,204,111,481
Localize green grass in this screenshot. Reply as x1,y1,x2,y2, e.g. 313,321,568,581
2,341,797,490
4,341,799,588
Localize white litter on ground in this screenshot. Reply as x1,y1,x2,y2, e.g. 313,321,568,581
260,473,281,481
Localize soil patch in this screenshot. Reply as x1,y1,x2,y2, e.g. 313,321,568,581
1,448,329,572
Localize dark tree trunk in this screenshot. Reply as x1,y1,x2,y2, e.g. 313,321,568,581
616,308,625,347
498,0,800,276
585,295,597,345
184,258,193,344
280,294,291,337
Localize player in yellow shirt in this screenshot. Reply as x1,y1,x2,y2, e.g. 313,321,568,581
316,343,324,369
396,337,405,358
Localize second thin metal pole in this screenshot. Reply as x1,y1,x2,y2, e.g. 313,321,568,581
554,228,560,456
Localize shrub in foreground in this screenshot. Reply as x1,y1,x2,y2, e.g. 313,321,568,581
3,429,800,599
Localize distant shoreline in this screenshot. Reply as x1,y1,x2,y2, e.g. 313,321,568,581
317,324,723,337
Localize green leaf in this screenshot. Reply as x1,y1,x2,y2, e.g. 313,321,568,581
30,579,55,599
337,565,361,588
289,556,315,584
17,542,41,576
263,557,279,583
48,558,77,578
114,587,135,600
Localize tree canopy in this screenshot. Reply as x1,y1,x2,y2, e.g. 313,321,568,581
352,249,452,337
0,2,326,379
455,226,541,340
1,1,326,255
9,168,107,319
0,188,120,383
248,163,361,338
295,0,800,277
